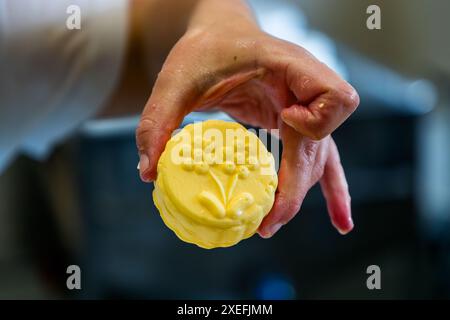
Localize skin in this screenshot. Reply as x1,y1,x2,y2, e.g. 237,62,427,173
105,0,359,238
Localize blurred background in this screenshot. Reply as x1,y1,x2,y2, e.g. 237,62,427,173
1,0,449,299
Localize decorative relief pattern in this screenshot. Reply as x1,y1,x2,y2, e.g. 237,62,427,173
178,136,258,219
153,120,278,249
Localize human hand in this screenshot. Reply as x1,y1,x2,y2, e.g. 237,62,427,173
136,0,359,237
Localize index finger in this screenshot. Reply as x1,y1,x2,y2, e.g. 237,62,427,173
258,123,329,238
261,39,360,140
282,55,360,140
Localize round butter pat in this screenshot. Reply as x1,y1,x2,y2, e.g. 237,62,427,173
153,120,278,249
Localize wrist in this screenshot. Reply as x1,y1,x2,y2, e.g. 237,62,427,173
187,0,260,34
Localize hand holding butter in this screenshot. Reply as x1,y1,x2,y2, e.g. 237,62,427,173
153,120,278,249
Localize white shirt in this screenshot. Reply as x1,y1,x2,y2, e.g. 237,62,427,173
0,0,128,172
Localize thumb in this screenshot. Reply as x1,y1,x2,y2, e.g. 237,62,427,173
136,72,190,182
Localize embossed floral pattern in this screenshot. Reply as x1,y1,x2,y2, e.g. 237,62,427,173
178,136,260,219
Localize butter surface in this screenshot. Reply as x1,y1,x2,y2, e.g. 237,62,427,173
153,120,277,249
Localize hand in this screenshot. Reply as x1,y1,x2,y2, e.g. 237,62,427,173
136,0,359,237
258,124,353,237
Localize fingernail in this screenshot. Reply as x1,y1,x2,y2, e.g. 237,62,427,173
335,217,354,235
280,110,291,124
259,223,283,239
139,154,150,182
258,230,271,239
270,223,283,236
280,112,299,132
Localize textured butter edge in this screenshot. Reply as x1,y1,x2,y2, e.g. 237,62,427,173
152,120,278,249
154,185,253,249
154,175,262,249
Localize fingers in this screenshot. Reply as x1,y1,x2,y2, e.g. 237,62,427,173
258,123,326,238
136,70,190,182
319,138,353,235
281,50,360,140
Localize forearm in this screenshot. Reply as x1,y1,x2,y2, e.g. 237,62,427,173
100,0,259,118
135,0,259,73
99,0,198,117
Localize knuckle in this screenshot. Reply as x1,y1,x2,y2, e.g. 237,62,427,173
332,83,360,111
312,162,326,181
137,117,160,134
182,28,214,47
136,117,160,147
284,199,302,220
278,193,302,221
308,127,329,141
304,119,330,140
155,68,177,89
306,83,360,140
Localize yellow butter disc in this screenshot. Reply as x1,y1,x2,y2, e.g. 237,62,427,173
153,120,278,249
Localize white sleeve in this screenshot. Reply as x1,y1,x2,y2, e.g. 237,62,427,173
0,0,128,171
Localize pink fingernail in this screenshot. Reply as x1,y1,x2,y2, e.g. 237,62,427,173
259,222,284,239
258,231,271,239
139,154,150,182
270,223,283,236
335,217,354,235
